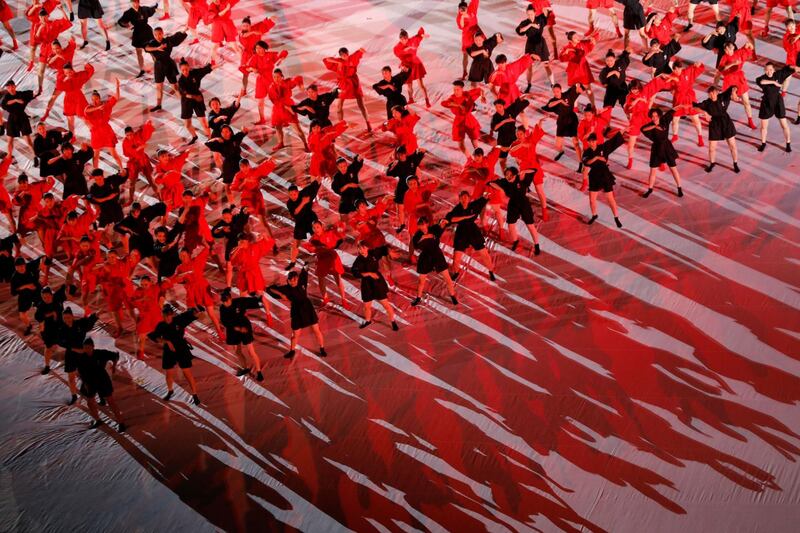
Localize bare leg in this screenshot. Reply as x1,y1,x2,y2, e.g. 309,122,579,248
182,368,198,395
356,97,371,131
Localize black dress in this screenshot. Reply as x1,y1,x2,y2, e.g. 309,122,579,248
693,88,736,140
220,296,260,345
1,90,35,137
641,110,679,167
211,210,249,260
88,174,127,227
286,181,320,240
491,98,529,155
76,349,119,399
756,67,794,120
599,51,630,108
146,32,187,84
33,129,72,177
34,285,68,348
292,89,339,128
0,234,20,283
331,157,367,214
445,197,489,252
78,0,104,19
372,71,409,120
10,257,42,313
208,101,240,138
47,147,94,199
148,309,198,370
178,65,212,119
114,202,167,257
643,39,681,75
412,225,449,274
152,222,185,280
467,35,500,83
515,15,549,60
351,251,390,302
616,0,646,30
702,18,738,68
57,314,98,373
493,175,535,225
267,270,318,330
541,85,580,137
117,5,157,48
582,131,625,192
206,131,246,184
387,150,425,205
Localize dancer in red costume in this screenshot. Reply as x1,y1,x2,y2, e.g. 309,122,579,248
667,60,705,146
623,77,668,168
509,118,550,219
560,32,597,108
84,80,124,168
174,244,224,336
57,199,96,259
122,121,156,201
66,232,103,314
226,233,275,325
393,28,431,107
33,193,79,279
457,0,480,79
32,6,71,95
462,146,506,237
154,148,190,211
489,54,533,107
231,158,277,243
586,0,622,38
43,62,95,132
238,15,275,94
268,69,309,151
95,250,137,336
645,5,679,46
782,20,800,120
309,120,348,178
383,107,419,154
350,197,397,285
402,175,437,261
13,174,54,235
441,80,484,157
208,0,240,65
577,105,613,149
728,0,756,46
131,275,169,359
181,0,208,44
302,220,347,306
718,41,757,128
323,47,371,131
246,41,287,124
0,155,16,232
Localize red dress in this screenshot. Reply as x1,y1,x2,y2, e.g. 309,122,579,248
384,113,420,153
0,0,13,22
57,64,94,118
231,159,276,215
625,77,669,135
577,107,613,148
84,97,118,150
671,63,704,117
646,11,677,46
181,195,213,251
154,151,189,211
560,40,595,86
73,232,102,298
302,228,345,278
27,1,59,49
509,124,546,185
174,247,214,308
97,259,135,313
123,121,155,183
57,205,97,258
727,0,753,31
185,0,208,30
349,201,390,249
488,55,533,106
230,237,274,293
403,182,436,236
463,147,504,205
457,0,480,51
586,0,614,9
47,39,76,72
208,0,238,43
268,76,302,128
132,281,168,335
783,30,800,66
719,47,754,95
13,177,54,233
309,121,348,178
248,50,287,98
393,28,427,81
34,196,79,256
323,49,364,100
441,88,482,141
239,18,275,74
35,18,71,63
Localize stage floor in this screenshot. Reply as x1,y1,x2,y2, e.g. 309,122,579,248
0,0,799,531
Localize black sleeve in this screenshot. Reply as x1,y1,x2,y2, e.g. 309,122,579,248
350,257,364,279
117,9,133,26
411,230,424,247
145,5,158,18
515,20,529,37
395,70,409,86
728,17,739,38
619,51,631,70
302,181,321,200
701,34,716,51
349,158,364,175
776,66,794,84
147,324,163,341
299,268,309,291
142,201,168,222
508,98,529,117
599,68,609,86
471,196,490,212
197,64,213,79
97,349,121,365
720,87,734,106
664,40,681,57
176,309,198,327
170,32,188,47
266,283,288,300
602,130,625,155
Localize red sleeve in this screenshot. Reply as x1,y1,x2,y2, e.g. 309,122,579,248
141,121,155,143
508,55,533,79
0,156,11,179
322,57,341,73
254,159,276,177
469,0,479,15
351,49,365,66
254,18,275,34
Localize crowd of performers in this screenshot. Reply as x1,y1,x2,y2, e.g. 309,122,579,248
0,0,798,431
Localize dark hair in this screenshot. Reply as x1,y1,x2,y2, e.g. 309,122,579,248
338,47,349,55
495,54,508,64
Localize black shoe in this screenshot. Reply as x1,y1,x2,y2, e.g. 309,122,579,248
98,397,106,406
285,261,296,271
256,371,264,381
511,240,520,251
0,125,5,136
534,243,541,256
554,151,564,161
163,390,174,401
410,297,421,306
188,135,198,145
733,162,740,173
33,156,39,168
150,104,162,112
283,349,295,359
89,419,103,429
642,188,653,198
488,271,496,282
68,394,77,405
358,320,372,329
70,11,75,21
105,40,111,51
587,214,598,225
677,187,684,197
318,347,327,357
395,224,405,234
577,162,583,173
795,116,800,125
704,163,715,173
136,70,145,78
450,271,459,282
524,83,532,93
758,143,766,152
81,40,89,50
191,394,200,405
118,423,127,433
236,367,250,377
614,217,623,228
41,365,50,375
272,244,279,255
787,143,792,153
450,295,458,305
391,321,399,331
683,23,693,32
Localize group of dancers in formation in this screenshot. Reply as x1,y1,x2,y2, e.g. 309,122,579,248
0,0,797,431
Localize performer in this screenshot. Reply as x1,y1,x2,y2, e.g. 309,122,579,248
94,250,137,336
208,0,240,66
84,80,123,169
516,4,555,92
782,21,800,114
373,66,409,120
599,49,630,111
623,77,667,168
756,62,798,151
148,304,202,405
212,205,249,266
509,119,549,220
578,105,613,150
489,54,534,106
33,122,72,175
350,241,399,331
491,96,529,171
181,0,208,44
461,146,506,235
323,47,371,130
402,175,437,260
489,167,543,254
174,244,224,336
645,5,679,46
394,28,431,106
586,0,622,37
33,193,78,276
0,0,18,50
238,15,275,94
457,0,481,79
686,0,722,32
350,197,397,285
34,284,67,374
560,32,597,107
541,83,584,171
410,217,458,307
668,60,705,145
331,155,367,221
441,80,484,157
443,191,496,281
77,0,111,50
88,168,127,243
226,233,275,325
308,120,347,178
702,19,739,83
293,84,339,130
466,31,502,85
218,289,264,379
206,125,249,198
114,200,166,258
246,41,287,124
231,158,276,237
268,69,309,151
383,107,419,154
122,122,156,200
177,60,213,143
152,219,185,281
285,177,321,268
129,275,168,359
615,0,647,48
13,174,55,235
153,148,190,211
65,233,103,313
693,86,741,172
267,268,327,358
57,199,96,260
0,234,20,283
30,7,71,95
764,0,796,37
1,80,36,158
145,27,187,111
117,0,158,77
46,141,93,199
643,35,681,76
57,308,98,404
208,96,241,139
11,256,44,336
387,146,426,232
0,159,16,231
42,62,95,132
718,41,757,128
641,108,683,197
728,0,755,46
302,220,347,306
582,130,624,227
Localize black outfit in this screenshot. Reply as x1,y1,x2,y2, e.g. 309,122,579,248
114,202,167,257
702,19,738,68
78,0,104,19
178,65,212,119
542,86,580,137
491,98,529,157
1,90,35,137
152,223,184,280
643,40,681,75
515,15,550,60
286,182,320,240
373,71,409,119
331,157,366,214
493,175,536,224
34,286,68,348
616,0,646,30
582,131,625,192
206,131,246,184
76,349,119,398
220,297,260,345
208,101,240,138
467,35,500,83
693,88,737,140
599,51,630,108
292,89,339,128
211,210,249,260
387,150,425,205
88,174,126,227
351,251,390,302
446,197,489,251
148,309,198,370
756,67,794,120
0,234,20,282
117,5,157,48
641,110,678,167
412,225,449,274
57,314,98,373
33,129,72,176
267,270,318,330
46,147,94,199
10,258,42,313
146,32,187,84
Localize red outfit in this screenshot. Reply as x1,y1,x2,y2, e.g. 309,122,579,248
208,0,238,43
489,55,533,106
47,39,76,72
767,0,796,7
182,195,213,251
586,0,614,8
625,77,669,136
56,64,95,118
239,18,275,74
309,121,348,178
0,0,13,22
403,182,436,236
560,39,595,86
393,28,427,81
268,76,302,128
186,0,208,30
123,122,155,185
783,30,800,66
84,97,118,150
646,12,676,45
719,47,754,95
154,151,189,211
97,258,135,313
531,0,556,26
175,247,214,308
57,205,97,258
230,238,274,293
509,125,546,185
457,0,480,51
72,232,102,299
248,50,287,98
34,196,79,256
27,1,59,49
384,113,419,153
671,63,704,116
441,88,482,141
231,160,276,215
727,0,753,31
132,281,169,335
13,178,54,233
303,228,345,278
35,17,71,63
577,107,613,148
350,201,391,249
323,49,365,99
463,147,504,205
